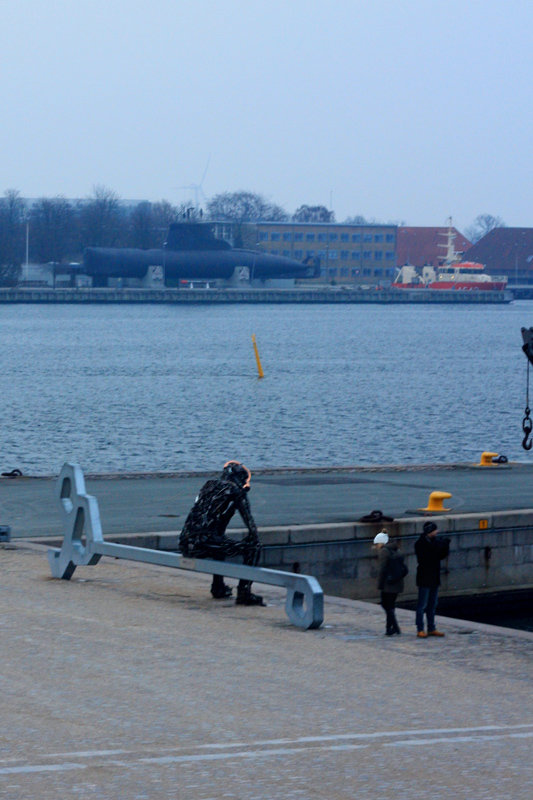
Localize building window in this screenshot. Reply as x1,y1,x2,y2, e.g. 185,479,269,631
283,250,291,257
374,251,383,260
320,267,327,277
386,252,395,260
341,250,349,259
385,268,395,277
271,232,280,241
306,250,315,257
352,234,361,242
329,233,338,241
351,268,360,276
317,250,326,259
363,251,372,259
363,268,371,276
258,232,268,241
328,250,338,260
351,251,361,260
374,234,384,242
386,233,395,242
318,233,327,242
363,233,372,242
283,232,292,242
340,266,348,277
340,233,349,242
294,249,303,259
271,249,279,255
306,233,315,241
294,232,303,241
328,267,337,277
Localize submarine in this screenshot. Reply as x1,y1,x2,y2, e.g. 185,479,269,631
83,223,318,286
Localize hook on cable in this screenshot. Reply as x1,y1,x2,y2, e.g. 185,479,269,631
522,406,533,450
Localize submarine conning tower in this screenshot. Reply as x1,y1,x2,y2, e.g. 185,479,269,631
165,223,231,252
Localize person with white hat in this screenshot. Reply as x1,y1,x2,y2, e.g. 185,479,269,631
373,530,407,636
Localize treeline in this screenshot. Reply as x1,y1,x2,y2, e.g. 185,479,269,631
0,184,505,285
0,186,202,285
0,186,343,286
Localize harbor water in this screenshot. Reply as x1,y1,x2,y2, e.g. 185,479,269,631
1,300,532,476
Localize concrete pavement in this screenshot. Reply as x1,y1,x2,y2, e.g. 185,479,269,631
3,462,533,539
1,541,532,799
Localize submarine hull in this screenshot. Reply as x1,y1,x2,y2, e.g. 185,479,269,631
83,246,311,284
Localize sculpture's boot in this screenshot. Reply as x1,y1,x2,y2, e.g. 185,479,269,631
211,574,232,599
236,580,265,606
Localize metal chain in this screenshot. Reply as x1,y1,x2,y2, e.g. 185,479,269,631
522,359,532,450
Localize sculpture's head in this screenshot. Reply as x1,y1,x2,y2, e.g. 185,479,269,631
221,460,251,491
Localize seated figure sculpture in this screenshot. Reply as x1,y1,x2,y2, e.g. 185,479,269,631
179,460,265,606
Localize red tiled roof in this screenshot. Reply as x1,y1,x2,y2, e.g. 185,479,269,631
397,227,472,267
464,228,533,277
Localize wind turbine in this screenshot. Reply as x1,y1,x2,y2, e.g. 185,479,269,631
178,155,211,214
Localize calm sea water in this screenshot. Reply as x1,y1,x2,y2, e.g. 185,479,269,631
1,300,532,476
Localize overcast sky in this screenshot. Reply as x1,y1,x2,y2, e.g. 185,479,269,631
1,0,531,231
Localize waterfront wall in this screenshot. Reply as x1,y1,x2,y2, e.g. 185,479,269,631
38,509,533,601
256,511,533,600
149,510,533,601
0,287,511,304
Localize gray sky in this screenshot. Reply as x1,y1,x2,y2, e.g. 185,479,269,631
1,0,531,231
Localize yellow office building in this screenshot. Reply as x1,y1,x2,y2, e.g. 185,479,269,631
253,222,397,285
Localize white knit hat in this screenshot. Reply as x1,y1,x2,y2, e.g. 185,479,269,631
373,532,389,545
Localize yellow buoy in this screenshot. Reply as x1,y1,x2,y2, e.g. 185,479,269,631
479,451,498,466
418,491,452,513
252,334,264,379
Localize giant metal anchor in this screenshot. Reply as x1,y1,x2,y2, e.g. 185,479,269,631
48,463,324,629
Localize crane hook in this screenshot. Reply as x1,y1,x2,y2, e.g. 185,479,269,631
522,407,533,450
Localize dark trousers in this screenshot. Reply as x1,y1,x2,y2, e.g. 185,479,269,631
416,586,439,632
380,591,400,634
206,539,261,597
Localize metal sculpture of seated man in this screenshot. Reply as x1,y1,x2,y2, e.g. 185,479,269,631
179,460,265,606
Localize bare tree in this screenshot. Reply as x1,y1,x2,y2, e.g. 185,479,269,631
78,185,126,249
207,191,288,246
0,189,25,285
29,196,75,263
129,199,202,248
343,214,368,224
207,191,288,223
152,199,185,230
292,205,335,223
465,214,505,244
130,201,155,249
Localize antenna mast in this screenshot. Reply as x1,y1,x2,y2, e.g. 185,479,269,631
438,216,457,265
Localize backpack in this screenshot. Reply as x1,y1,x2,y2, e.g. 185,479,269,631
385,552,409,583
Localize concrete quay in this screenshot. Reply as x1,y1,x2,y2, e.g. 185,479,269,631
3,461,533,539
3,462,533,604
0,286,511,304
1,541,532,800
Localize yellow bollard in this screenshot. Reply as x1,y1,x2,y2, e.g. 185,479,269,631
479,451,498,466
418,491,452,513
252,334,264,379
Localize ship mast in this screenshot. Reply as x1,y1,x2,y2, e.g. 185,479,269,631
438,217,458,266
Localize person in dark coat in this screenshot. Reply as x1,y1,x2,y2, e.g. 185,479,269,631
179,460,264,606
374,531,406,636
415,521,450,637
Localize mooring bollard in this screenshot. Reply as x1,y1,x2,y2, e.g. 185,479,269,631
48,463,324,630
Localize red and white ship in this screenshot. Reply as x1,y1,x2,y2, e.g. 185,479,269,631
392,219,508,291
